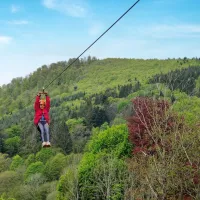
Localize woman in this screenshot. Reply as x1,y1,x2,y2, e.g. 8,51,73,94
34,91,51,147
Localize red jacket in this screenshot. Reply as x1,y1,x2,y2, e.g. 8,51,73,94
34,95,50,125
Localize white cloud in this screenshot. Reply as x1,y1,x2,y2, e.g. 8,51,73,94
88,22,104,36
0,36,12,44
85,33,200,60
7,20,29,25
11,5,20,13
42,0,87,17
137,24,200,39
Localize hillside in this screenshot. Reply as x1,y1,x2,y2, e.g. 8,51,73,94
1,57,199,116
0,57,200,199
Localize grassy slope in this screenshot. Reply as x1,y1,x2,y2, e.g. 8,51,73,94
75,58,200,94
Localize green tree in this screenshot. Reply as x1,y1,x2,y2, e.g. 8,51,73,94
44,153,66,181
0,153,11,173
10,155,24,171
86,124,132,157
25,161,45,182
0,171,21,195
25,154,35,166
5,125,21,138
4,136,21,156
57,168,78,200
50,121,72,154
35,148,56,164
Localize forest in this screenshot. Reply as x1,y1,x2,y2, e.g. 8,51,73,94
0,57,200,200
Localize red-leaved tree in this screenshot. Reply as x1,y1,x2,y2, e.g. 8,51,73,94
127,97,181,155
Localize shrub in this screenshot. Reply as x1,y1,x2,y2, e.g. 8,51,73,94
38,181,57,200
13,185,38,200
78,153,127,200
35,148,56,164
0,171,21,195
87,124,132,158
57,153,82,200
0,154,11,173
4,125,21,138
46,191,57,200
66,118,85,132
125,97,199,199
78,124,132,199
10,155,24,171
117,100,129,113
0,193,16,200
4,136,21,156
57,168,78,200
25,154,35,166
25,161,45,182
43,153,66,181
127,97,182,155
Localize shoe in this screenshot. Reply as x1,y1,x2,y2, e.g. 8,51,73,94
46,142,51,147
42,142,46,147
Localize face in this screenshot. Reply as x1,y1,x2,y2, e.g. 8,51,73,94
40,103,45,109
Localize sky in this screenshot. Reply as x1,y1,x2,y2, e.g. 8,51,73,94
0,0,200,86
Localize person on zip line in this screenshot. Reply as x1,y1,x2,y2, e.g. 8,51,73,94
34,91,51,147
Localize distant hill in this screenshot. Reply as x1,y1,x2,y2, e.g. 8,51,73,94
1,57,200,117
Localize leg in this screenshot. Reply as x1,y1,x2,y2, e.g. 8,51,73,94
44,123,50,142
38,123,45,142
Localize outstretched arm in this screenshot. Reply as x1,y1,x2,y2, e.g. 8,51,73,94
34,93,41,111
45,94,50,112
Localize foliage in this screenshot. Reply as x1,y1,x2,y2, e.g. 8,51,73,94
0,154,11,173
1,58,200,157
70,124,91,153
57,168,78,200
12,185,38,200
149,65,200,95
78,153,128,200
127,97,183,155
86,124,132,158
35,148,56,164
43,153,66,181
25,154,35,166
111,117,126,126
50,121,73,154
10,155,24,171
66,118,85,132
4,136,21,156
4,125,21,138
57,153,82,200
13,181,57,200
0,171,21,195
0,58,200,199
125,97,200,199
117,100,130,113
24,161,45,182
78,124,132,199
118,82,141,98
0,193,16,200
173,91,200,125
46,191,57,200
125,126,200,199
86,106,110,128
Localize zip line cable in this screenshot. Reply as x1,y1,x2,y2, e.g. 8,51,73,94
44,0,141,90
2,0,141,122
25,0,141,107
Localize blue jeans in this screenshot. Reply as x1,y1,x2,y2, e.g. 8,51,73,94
38,122,50,142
